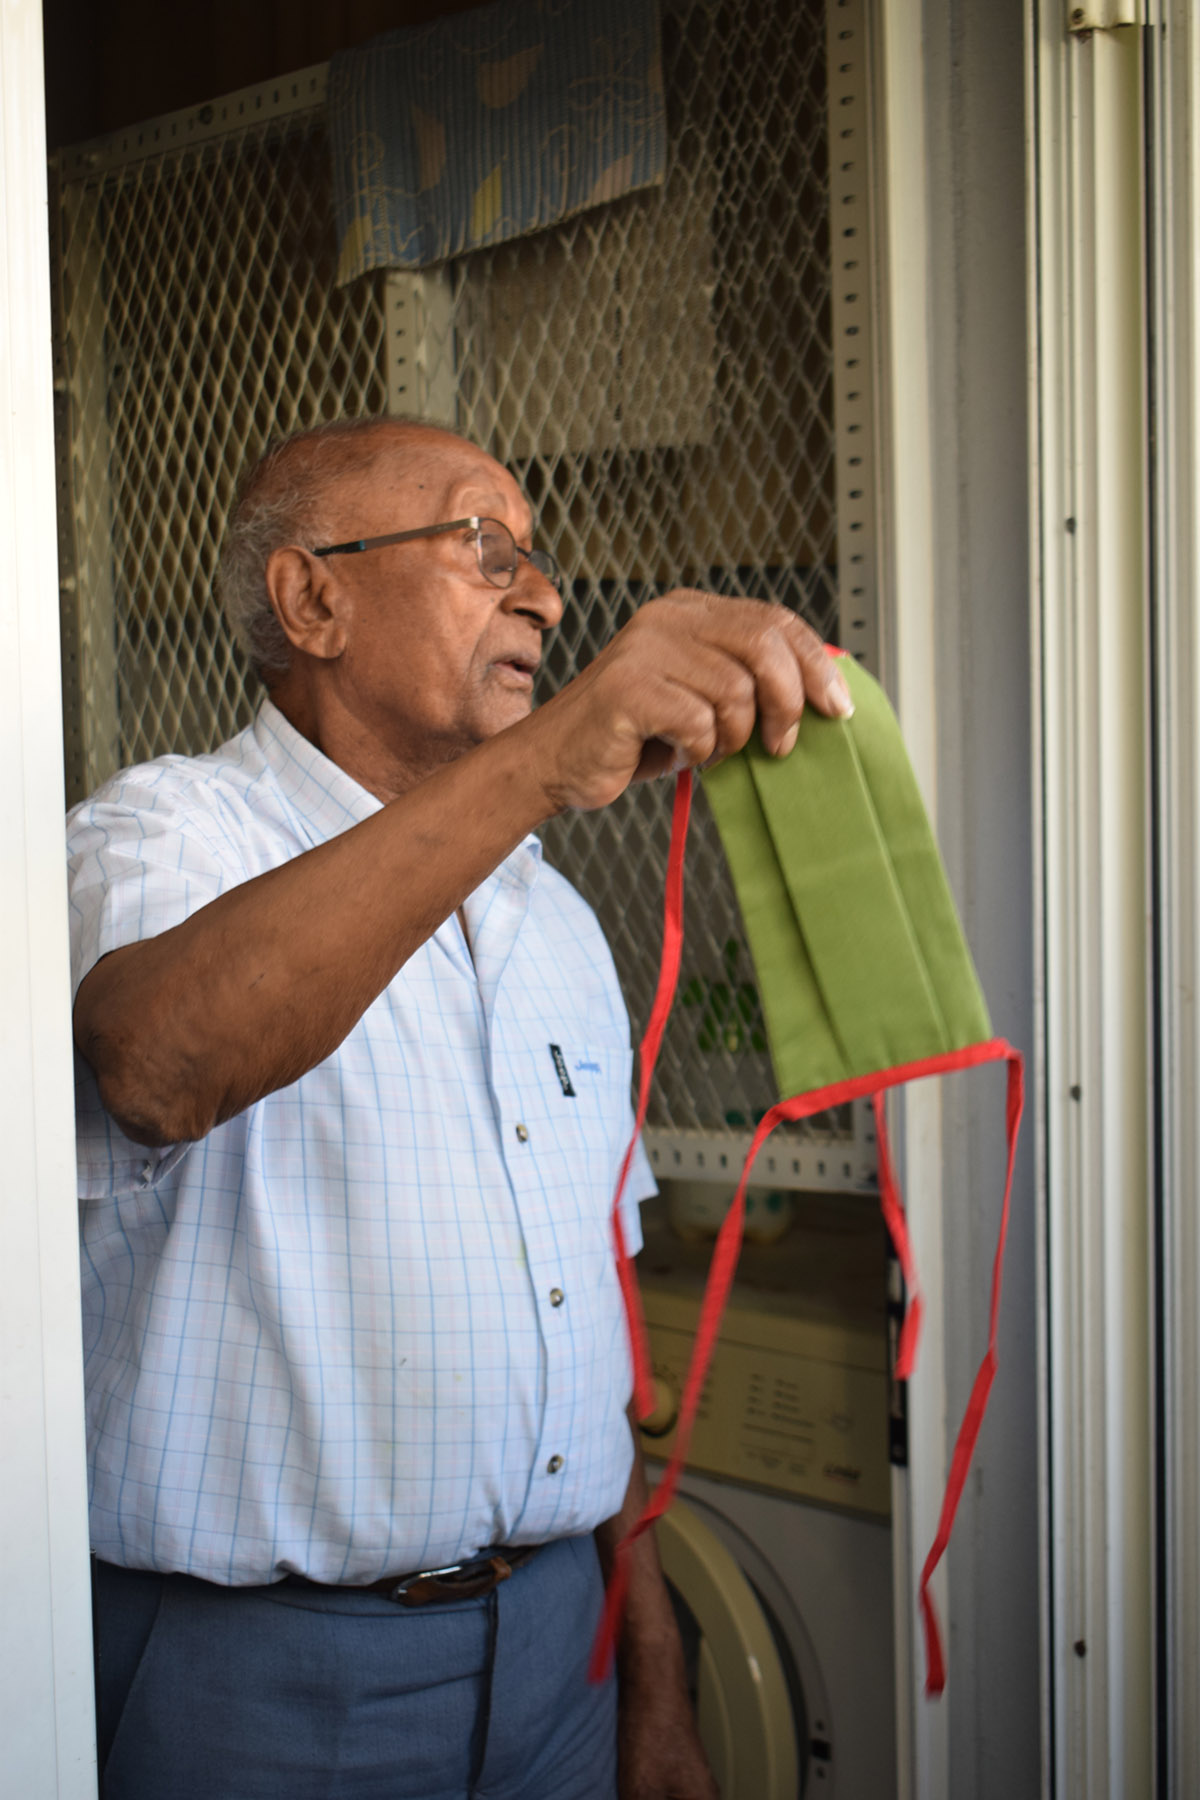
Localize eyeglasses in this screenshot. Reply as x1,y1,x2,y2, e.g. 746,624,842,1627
311,515,561,593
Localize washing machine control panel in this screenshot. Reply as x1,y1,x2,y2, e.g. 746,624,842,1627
637,1203,891,1518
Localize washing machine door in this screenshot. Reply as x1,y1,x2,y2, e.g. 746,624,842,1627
656,1500,801,1800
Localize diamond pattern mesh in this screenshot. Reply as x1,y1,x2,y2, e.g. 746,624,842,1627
53,116,387,780
52,0,861,1147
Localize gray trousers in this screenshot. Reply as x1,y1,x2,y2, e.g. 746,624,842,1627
92,1535,618,1800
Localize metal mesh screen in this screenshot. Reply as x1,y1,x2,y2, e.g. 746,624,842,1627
51,0,876,1164
463,0,836,1137
52,106,386,789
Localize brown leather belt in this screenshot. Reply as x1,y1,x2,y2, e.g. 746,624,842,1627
286,1544,540,1607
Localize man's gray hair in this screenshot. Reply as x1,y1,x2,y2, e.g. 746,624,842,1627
218,414,467,682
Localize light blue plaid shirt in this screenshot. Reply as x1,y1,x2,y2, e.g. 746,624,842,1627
68,700,652,1585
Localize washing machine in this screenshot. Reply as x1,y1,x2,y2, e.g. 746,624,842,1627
638,1188,898,1800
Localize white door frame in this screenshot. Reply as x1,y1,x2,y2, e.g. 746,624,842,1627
1030,6,1155,1795
876,4,1156,1795
0,1,97,1793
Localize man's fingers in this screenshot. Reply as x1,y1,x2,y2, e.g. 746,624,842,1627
658,645,763,765
649,593,854,758
742,613,809,757
782,611,855,722
649,677,725,772
696,603,851,756
632,736,678,783
527,591,853,812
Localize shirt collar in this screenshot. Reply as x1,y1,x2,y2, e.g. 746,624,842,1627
252,698,543,870
253,697,382,845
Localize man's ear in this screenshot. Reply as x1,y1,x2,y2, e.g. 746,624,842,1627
265,547,348,663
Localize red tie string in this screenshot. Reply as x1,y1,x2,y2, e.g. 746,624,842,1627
873,1093,923,1381
609,768,693,1419
915,1046,1024,1694
592,769,1026,1699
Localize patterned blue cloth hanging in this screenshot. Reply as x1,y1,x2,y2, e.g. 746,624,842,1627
328,0,666,284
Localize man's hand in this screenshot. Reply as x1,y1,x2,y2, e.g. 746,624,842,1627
524,590,854,815
596,1410,722,1800
617,1664,720,1800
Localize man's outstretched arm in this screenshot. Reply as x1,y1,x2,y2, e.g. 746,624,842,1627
74,594,851,1150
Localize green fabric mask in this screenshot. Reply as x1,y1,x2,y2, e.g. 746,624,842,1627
595,655,1024,1701
702,654,993,1094
694,655,1023,1698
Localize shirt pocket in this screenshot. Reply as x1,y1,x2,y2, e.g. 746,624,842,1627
542,1040,633,1144
538,1043,642,1273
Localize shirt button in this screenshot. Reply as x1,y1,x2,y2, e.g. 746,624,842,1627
549,1287,564,1307
515,1123,529,1144
547,1454,564,1474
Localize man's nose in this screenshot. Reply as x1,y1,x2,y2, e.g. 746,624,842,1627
504,564,564,631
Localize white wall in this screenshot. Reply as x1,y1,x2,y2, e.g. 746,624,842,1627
0,1,98,1793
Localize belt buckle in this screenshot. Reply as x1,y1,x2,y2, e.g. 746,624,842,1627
386,1560,468,1605
387,1553,513,1607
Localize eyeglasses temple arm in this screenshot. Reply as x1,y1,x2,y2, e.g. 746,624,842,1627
311,518,481,559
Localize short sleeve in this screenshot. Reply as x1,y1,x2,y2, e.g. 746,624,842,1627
67,775,239,998
67,773,242,1199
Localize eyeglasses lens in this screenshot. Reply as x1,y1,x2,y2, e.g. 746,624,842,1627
476,523,515,586
475,522,561,592
527,550,561,589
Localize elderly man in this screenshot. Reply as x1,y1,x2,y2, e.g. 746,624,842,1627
69,416,853,1800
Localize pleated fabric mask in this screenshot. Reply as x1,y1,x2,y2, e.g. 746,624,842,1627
593,652,1025,1699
